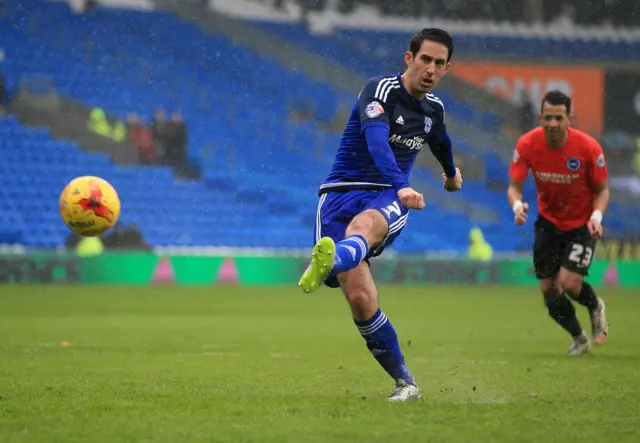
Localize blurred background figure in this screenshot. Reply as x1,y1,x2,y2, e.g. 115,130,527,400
467,226,493,262
164,111,188,174
151,107,168,164
0,48,5,115
102,224,150,250
126,113,155,165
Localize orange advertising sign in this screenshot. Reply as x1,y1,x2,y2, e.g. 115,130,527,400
451,61,604,135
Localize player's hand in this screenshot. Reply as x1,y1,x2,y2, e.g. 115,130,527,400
441,168,463,192
514,202,528,226
587,219,603,238
397,187,425,210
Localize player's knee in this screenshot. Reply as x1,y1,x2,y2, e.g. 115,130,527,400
345,210,387,246
342,285,377,319
558,270,582,297
541,276,563,308
345,288,369,306
539,278,559,295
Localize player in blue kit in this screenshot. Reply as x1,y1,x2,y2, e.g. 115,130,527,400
298,28,463,401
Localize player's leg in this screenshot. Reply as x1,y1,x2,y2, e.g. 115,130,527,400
539,276,589,355
334,207,388,270
337,262,419,401
558,230,608,344
333,188,409,278
533,217,588,354
339,189,417,400
299,190,393,293
298,192,351,293
303,189,418,399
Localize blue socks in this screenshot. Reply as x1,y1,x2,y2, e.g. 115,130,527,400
355,308,415,385
333,234,369,274
330,236,414,384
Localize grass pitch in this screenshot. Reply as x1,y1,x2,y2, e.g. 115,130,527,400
1,285,639,442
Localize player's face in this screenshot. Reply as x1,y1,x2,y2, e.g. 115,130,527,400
540,102,570,144
404,40,450,96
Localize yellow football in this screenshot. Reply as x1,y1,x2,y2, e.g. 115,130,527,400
59,176,121,237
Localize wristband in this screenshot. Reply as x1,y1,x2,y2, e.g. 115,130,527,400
591,210,603,223
512,200,523,214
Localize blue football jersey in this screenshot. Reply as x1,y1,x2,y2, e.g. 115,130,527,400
320,73,454,194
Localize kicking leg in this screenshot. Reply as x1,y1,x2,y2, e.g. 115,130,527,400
559,268,608,345
299,209,386,293
299,192,417,398
540,277,590,356
338,262,419,401
298,236,338,293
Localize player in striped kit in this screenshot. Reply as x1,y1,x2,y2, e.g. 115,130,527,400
298,28,463,401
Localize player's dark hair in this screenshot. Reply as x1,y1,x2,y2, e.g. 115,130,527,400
541,90,572,115
409,28,454,62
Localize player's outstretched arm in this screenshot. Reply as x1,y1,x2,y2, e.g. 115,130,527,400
441,168,462,192
427,118,460,192
507,179,528,225
592,181,610,215
588,181,609,238
508,141,530,226
588,143,609,238
429,141,461,192
364,125,425,210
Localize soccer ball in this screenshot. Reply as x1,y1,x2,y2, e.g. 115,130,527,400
59,176,121,237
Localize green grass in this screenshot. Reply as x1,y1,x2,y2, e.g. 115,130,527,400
1,285,639,442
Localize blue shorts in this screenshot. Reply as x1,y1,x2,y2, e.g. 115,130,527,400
313,188,409,288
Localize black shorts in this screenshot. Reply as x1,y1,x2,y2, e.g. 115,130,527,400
533,215,597,279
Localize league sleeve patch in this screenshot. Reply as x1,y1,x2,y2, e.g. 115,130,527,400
596,153,606,167
512,149,520,164
365,101,384,118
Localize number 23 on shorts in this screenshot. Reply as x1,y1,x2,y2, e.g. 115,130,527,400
568,243,593,268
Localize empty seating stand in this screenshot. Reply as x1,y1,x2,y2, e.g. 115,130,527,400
1,1,636,252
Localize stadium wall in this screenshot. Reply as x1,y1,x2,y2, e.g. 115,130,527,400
450,61,605,135
1,252,638,288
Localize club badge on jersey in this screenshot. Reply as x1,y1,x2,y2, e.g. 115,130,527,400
424,117,432,134
566,157,581,171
